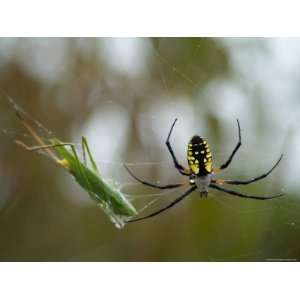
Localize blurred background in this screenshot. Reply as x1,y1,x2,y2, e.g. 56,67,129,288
0,37,299,261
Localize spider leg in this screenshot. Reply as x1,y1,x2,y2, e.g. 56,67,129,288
212,154,283,186
218,119,242,170
166,118,191,176
127,185,197,223
124,164,185,190
209,183,284,200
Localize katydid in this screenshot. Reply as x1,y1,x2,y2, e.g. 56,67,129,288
15,109,137,229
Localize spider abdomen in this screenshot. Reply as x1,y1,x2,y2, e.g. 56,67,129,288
187,135,213,175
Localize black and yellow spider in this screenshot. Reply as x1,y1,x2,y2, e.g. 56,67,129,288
125,119,284,223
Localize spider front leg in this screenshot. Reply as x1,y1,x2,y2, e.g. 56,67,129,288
166,118,191,176
216,119,241,172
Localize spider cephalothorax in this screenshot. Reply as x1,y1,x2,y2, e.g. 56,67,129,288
125,119,284,223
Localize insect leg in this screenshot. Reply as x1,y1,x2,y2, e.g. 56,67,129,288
81,136,100,175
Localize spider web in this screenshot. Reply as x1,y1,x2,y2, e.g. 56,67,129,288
1,38,300,262
143,38,300,262
161,39,300,262
76,38,300,262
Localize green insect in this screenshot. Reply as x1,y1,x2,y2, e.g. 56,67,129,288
14,107,137,229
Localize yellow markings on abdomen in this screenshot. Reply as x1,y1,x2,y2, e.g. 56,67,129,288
187,135,213,175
